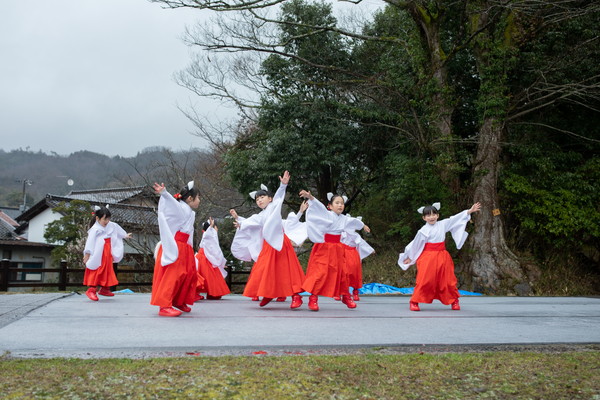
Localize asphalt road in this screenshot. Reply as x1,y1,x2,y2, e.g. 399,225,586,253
0,293,598,358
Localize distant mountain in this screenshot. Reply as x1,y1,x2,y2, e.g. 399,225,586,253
0,147,205,208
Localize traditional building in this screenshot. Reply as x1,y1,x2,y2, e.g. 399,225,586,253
1,186,159,290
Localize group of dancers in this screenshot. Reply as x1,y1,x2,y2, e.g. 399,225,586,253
82,170,481,317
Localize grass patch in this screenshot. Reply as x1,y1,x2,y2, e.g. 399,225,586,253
1,352,598,399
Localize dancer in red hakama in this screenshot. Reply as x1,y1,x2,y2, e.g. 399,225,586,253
195,218,230,300
83,205,131,301
398,202,481,311
151,181,200,317
230,171,307,309
298,191,371,311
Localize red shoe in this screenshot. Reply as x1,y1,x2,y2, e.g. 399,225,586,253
276,297,286,302
98,287,114,297
252,296,259,301
451,299,460,310
85,287,98,301
174,304,192,313
352,289,360,301
308,295,319,311
194,294,205,302
341,295,357,309
409,301,420,311
206,295,222,300
259,297,274,307
332,296,341,301
290,294,303,309
159,307,182,317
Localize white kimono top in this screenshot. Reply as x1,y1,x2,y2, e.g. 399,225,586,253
83,221,127,270
397,210,471,270
199,226,228,278
157,188,195,266
341,230,375,260
305,197,364,243
231,183,308,262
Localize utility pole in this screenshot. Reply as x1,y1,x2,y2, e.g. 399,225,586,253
18,179,33,212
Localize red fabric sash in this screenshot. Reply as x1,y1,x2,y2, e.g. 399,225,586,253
175,231,190,243
324,234,341,243
423,242,446,251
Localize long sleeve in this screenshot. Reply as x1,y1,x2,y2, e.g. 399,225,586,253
441,210,471,249
108,222,128,263
84,223,106,270
261,183,286,251
282,211,308,247
200,227,227,278
305,198,333,243
231,213,264,262
157,189,195,266
397,230,428,271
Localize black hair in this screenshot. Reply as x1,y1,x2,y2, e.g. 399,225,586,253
202,221,210,231
90,206,111,227
254,189,272,198
422,205,439,216
177,185,200,202
328,194,345,205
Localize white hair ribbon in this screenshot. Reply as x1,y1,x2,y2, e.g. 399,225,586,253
417,202,441,214
249,184,269,199
187,181,194,190
327,192,348,203
105,204,109,209
93,205,101,211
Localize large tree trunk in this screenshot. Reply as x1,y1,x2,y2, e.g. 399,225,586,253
460,117,528,294
405,2,461,193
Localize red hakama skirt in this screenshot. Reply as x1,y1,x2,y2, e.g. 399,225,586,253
83,238,118,287
344,244,362,290
302,234,350,298
151,232,197,308
242,235,305,298
195,249,230,297
411,242,460,305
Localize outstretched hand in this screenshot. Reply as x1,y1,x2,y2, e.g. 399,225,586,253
299,190,314,200
229,209,240,228
299,200,308,213
363,224,371,234
152,182,165,195
279,170,290,185
468,202,482,214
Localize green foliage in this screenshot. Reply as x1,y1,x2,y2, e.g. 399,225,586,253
502,142,600,253
44,200,93,265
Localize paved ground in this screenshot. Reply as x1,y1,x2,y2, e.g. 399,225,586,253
0,293,599,358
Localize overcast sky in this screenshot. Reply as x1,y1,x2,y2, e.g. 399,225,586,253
0,0,223,157
1,0,382,158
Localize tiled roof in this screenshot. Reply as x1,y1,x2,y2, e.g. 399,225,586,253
0,211,19,227
0,217,17,240
65,186,149,204
0,207,21,220
45,195,158,232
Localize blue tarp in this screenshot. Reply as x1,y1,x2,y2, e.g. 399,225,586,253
357,283,482,296
113,288,135,294
301,283,482,296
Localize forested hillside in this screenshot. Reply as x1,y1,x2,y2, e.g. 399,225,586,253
0,147,204,207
